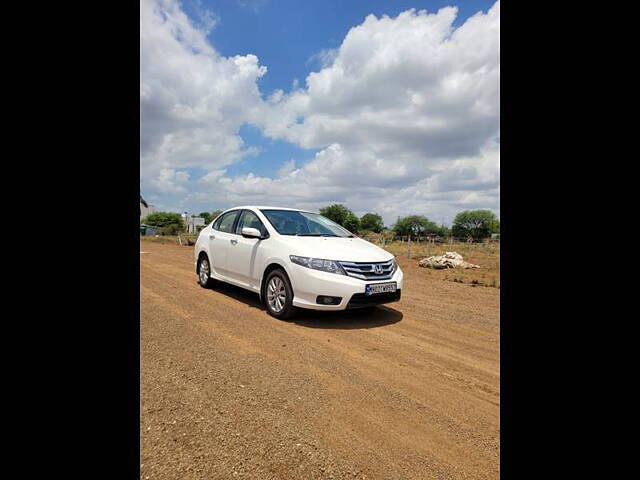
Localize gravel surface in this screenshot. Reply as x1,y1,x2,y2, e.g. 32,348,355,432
140,241,499,479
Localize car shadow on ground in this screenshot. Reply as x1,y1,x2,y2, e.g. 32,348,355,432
291,306,402,330
200,281,403,330
201,280,265,310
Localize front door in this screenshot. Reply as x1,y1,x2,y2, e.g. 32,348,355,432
225,209,268,288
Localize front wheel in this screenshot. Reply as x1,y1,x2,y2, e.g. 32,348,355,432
264,269,298,319
197,255,215,288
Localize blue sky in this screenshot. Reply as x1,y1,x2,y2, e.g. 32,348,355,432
187,0,494,179
140,0,500,225
194,0,494,94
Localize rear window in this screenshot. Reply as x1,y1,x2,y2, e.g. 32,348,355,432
214,210,240,233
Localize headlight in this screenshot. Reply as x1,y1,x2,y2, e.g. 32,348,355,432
289,255,345,275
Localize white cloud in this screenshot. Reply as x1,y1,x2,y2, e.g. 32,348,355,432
257,4,499,159
140,0,500,224
195,137,499,225
140,0,266,198
277,159,297,177
307,48,339,69
200,168,227,183
149,168,190,194
192,0,220,33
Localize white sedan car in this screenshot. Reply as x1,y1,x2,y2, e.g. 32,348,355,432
194,206,403,319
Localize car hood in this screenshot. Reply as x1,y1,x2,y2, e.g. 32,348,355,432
281,236,393,262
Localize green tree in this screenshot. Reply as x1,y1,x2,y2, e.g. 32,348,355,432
319,204,361,232
360,213,385,233
141,212,185,235
451,210,499,239
210,209,223,221
198,212,212,224
393,215,442,237
343,213,360,233
491,218,500,234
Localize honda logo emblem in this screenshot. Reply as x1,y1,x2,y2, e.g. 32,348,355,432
374,265,384,274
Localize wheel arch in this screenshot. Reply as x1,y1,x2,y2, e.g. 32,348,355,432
259,261,291,302
196,250,209,273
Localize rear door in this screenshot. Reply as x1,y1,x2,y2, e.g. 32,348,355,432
208,209,241,277
225,209,269,289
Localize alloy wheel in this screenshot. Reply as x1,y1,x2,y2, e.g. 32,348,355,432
199,258,210,284
267,276,286,312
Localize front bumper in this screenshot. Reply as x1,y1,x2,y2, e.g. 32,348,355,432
289,263,404,311
346,290,401,309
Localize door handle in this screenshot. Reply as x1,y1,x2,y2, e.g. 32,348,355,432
209,234,215,240
230,239,238,245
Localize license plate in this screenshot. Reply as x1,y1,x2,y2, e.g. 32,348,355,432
365,282,397,295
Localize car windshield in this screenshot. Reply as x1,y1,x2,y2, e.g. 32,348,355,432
260,210,354,237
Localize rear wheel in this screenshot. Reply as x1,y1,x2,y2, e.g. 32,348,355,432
197,255,214,288
264,269,297,319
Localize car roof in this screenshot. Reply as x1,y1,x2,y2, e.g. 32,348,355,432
226,206,315,214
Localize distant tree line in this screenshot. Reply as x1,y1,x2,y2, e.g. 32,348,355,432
140,212,185,235
141,209,224,235
141,203,499,240
319,204,499,240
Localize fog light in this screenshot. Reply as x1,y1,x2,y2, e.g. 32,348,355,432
316,295,342,305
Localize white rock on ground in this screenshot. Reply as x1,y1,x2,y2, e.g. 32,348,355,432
418,252,480,269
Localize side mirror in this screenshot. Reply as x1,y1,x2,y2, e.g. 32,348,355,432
241,227,263,239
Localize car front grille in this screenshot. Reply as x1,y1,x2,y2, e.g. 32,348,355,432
338,259,395,281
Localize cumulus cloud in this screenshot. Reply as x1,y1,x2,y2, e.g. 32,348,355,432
140,0,266,202
277,159,297,178
307,48,339,69
195,137,499,225
149,168,190,194
257,3,499,158
141,0,500,224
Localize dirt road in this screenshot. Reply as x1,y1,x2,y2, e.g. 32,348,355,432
140,241,499,479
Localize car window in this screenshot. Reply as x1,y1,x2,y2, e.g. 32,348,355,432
260,209,353,237
210,213,222,229
216,210,240,233
236,210,267,236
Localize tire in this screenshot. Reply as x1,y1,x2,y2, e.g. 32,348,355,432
264,268,298,320
197,255,215,288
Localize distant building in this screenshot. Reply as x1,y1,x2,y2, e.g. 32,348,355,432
140,201,156,219
184,215,205,233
